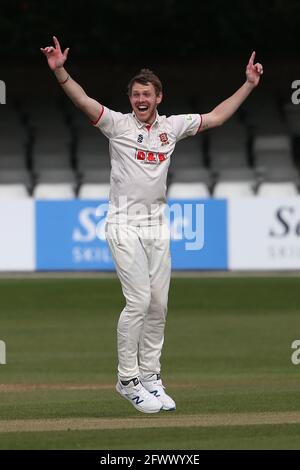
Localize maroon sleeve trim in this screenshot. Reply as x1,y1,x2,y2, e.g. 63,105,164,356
196,114,203,133
91,106,104,125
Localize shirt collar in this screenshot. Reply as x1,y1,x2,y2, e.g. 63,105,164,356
132,111,160,129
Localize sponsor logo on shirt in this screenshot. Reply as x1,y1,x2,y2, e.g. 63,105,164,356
137,134,144,143
135,149,167,165
159,132,169,146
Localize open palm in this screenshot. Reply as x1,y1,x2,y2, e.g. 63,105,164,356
246,51,263,87
40,36,69,70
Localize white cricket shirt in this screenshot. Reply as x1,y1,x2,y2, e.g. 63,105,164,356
92,107,201,225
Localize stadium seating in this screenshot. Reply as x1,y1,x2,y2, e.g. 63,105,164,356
0,168,32,189
213,181,255,198
78,183,110,199
208,117,249,169
170,138,205,169
253,135,294,170
168,167,211,198
256,182,299,198
1,85,299,200
76,128,110,173
0,135,28,170
0,184,30,199
33,183,75,199
167,182,210,199
212,167,256,198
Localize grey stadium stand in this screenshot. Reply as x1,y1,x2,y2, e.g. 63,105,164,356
213,167,256,198
208,117,249,170
0,104,31,197
76,126,110,174
256,166,300,197
170,136,205,170
253,134,295,174
167,167,211,199
33,168,77,199
78,168,111,199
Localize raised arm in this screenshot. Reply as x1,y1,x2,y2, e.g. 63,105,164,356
199,51,263,132
40,36,102,122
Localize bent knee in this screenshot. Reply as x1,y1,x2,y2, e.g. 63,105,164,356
149,294,168,314
126,293,151,314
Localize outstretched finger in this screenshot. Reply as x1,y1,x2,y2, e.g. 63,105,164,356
40,46,54,56
248,51,256,66
63,47,70,60
53,36,61,51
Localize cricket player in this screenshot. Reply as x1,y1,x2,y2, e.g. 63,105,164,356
41,37,263,413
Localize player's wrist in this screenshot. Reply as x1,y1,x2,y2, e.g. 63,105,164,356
58,74,70,85
245,79,256,90
54,67,69,84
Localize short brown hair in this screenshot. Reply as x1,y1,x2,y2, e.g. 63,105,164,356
127,68,163,97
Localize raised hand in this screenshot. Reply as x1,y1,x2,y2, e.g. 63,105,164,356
246,51,263,87
40,36,69,71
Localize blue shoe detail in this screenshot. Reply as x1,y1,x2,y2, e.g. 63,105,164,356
132,396,144,405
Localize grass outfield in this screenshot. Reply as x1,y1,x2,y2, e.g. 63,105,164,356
0,276,300,449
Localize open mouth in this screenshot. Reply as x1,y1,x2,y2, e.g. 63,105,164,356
137,105,149,112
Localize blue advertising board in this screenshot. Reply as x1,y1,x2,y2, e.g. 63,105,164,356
36,200,114,270
168,199,227,270
36,199,228,270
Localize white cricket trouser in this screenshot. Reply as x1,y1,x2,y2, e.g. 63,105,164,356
105,223,171,381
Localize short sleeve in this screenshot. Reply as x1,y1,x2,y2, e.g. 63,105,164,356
91,106,126,139
170,114,202,142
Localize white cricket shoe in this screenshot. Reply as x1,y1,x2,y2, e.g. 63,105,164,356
116,378,163,414
141,374,176,411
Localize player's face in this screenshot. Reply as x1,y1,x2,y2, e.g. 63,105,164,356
129,82,162,124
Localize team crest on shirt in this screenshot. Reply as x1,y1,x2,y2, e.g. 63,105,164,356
135,149,167,165
159,132,169,146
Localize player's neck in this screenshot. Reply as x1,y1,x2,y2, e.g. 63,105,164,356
146,110,158,126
